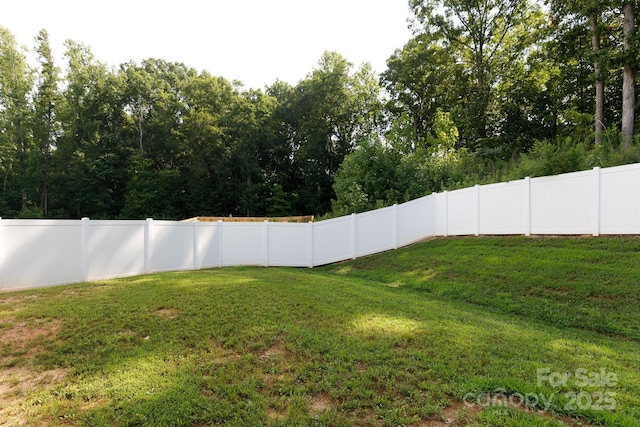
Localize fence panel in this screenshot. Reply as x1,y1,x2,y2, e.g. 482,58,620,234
398,195,435,246
268,223,310,267
313,216,352,266
87,220,146,280
220,222,264,266
356,206,395,257
479,180,528,235
435,192,448,236
447,187,477,236
150,221,195,272
197,222,222,268
1,220,83,290
600,163,640,234
530,170,595,234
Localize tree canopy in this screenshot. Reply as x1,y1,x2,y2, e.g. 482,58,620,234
0,2,639,219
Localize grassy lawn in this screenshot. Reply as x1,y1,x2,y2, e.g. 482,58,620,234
0,237,638,426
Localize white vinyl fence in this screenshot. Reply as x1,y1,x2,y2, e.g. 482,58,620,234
1,163,640,291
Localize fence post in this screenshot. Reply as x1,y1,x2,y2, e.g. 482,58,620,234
264,220,269,267
393,204,399,249
308,221,314,268
193,219,200,270
351,213,357,259
524,177,531,236
81,217,90,282
144,218,153,273
218,220,223,268
475,185,480,236
593,166,601,236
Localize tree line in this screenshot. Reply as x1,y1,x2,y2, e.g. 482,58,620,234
1,0,639,220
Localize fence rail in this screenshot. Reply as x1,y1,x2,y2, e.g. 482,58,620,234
2,164,640,292
182,215,314,223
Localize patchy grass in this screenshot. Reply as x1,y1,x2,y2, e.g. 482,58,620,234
0,237,638,426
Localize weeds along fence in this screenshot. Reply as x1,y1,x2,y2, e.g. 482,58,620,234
1,163,640,291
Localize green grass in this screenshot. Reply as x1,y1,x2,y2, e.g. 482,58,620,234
322,236,640,341
0,236,638,426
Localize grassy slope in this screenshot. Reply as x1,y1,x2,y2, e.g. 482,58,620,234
322,237,640,341
0,237,638,426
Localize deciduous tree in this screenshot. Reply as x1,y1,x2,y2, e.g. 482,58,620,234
409,0,529,146
547,0,615,145
0,27,33,213
33,29,60,215
288,51,382,215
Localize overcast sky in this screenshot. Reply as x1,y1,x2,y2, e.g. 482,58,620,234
3,0,414,90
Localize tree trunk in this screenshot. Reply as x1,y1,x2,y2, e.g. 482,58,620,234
17,116,27,211
622,3,636,146
246,175,252,217
41,115,51,216
591,14,605,145
138,108,144,154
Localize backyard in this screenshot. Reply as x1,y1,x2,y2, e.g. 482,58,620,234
0,237,639,426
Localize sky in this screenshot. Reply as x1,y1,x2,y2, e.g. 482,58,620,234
3,0,415,90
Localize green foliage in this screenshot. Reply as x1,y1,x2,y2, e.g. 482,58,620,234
0,26,386,219
0,26,35,214
331,110,465,215
1,237,639,425
331,135,401,215
286,51,383,216
409,0,532,146
381,32,463,141
266,184,291,218
2,4,640,221
15,205,44,218
426,108,459,153
33,29,61,216
498,135,640,181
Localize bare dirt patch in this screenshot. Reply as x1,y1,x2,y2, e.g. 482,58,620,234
309,392,334,413
259,337,292,387
0,366,67,395
414,401,481,426
0,294,40,301
155,308,179,320
263,371,286,387
0,295,40,315
203,339,242,365
1,318,61,359
0,318,68,426
264,394,334,423
267,406,287,422
258,337,291,360
0,296,25,305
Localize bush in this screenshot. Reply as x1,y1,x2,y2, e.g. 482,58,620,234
16,206,44,219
